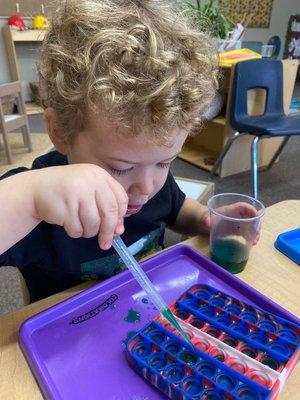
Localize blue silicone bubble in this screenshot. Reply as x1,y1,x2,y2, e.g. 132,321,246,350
215,372,238,391
225,304,242,316
258,320,278,333
149,330,166,344
132,340,152,359
240,311,259,324
163,340,182,355
195,361,217,378
248,332,269,345
180,377,203,397
197,305,215,318
213,314,231,326
267,341,292,357
236,385,262,400
277,328,299,344
183,298,200,311
200,389,224,400
230,322,249,336
163,364,184,384
179,350,199,366
148,352,168,371
209,297,226,308
192,285,213,300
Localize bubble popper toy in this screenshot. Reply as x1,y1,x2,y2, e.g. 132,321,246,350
19,245,299,399
126,284,300,400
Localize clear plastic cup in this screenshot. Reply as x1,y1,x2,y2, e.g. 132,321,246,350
207,193,265,274
261,44,274,58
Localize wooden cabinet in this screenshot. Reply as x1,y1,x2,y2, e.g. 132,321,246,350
179,60,298,177
2,25,46,115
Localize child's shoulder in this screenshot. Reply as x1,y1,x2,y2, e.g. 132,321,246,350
32,150,67,169
0,151,67,180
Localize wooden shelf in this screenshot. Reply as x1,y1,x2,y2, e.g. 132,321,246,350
179,143,218,172
211,115,226,126
9,28,47,42
25,102,44,115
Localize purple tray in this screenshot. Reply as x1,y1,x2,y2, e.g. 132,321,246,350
19,244,299,400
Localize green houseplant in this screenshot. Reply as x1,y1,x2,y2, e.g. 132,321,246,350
182,0,232,39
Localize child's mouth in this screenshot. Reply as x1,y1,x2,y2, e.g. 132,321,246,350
126,204,144,216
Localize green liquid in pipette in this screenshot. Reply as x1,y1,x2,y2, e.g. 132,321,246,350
162,308,192,345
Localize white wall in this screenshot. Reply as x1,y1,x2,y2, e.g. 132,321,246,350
243,0,300,58
184,0,300,58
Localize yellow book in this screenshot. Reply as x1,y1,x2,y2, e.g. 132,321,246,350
218,48,262,67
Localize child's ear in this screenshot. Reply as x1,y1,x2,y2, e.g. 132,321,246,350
44,108,70,155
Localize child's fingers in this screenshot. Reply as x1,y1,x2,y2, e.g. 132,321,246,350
115,218,125,235
63,204,84,238
96,188,120,250
238,203,258,218
222,203,259,219
106,177,128,219
78,199,101,238
253,230,260,245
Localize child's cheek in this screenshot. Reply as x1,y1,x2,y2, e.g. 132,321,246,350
153,168,170,193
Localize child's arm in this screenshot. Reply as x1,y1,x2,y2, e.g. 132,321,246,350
0,171,41,255
170,198,210,236
170,197,260,240
0,164,128,255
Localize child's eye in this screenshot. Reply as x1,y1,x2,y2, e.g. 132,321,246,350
109,167,134,176
157,162,171,169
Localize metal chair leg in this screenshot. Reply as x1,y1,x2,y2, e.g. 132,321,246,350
266,136,290,170
251,136,260,199
210,131,242,177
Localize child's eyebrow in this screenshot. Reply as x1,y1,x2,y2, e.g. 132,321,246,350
107,152,180,164
163,153,180,162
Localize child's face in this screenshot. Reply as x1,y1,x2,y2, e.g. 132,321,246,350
67,116,188,216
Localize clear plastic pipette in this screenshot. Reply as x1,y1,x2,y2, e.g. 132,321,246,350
112,235,191,344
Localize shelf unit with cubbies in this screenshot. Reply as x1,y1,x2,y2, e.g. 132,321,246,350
179,60,298,177
2,25,47,115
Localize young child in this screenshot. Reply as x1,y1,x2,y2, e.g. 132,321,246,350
0,0,257,303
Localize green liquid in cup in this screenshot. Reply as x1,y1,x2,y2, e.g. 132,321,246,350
211,237,249,274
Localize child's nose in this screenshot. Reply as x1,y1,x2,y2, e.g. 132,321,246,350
129,177,154,197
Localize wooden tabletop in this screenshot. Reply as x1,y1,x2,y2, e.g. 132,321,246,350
0,200,299,399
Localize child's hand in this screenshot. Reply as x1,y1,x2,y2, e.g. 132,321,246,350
201,202,261,244
32,164,128,250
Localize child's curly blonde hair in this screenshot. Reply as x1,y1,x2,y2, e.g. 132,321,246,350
39,0,218,143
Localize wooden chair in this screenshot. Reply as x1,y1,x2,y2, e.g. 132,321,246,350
0,81,32,164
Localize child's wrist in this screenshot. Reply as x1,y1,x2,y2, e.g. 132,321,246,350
197,206,210,234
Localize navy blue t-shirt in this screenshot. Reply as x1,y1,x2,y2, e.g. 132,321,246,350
0,151,185,302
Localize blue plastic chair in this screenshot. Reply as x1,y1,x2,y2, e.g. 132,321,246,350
210,59,300,199
267,36,281,59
